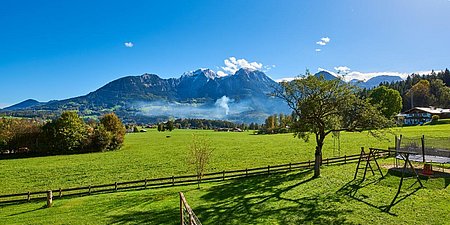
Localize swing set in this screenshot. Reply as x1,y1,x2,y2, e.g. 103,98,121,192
353,135,450,212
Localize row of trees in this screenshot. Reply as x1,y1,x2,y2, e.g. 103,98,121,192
258,113,294,134
157,120,175,132
0,112,126,155
173,118,239,130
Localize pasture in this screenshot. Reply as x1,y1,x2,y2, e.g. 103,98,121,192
0,124,449,224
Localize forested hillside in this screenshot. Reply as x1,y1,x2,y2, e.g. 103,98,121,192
380,69,450,110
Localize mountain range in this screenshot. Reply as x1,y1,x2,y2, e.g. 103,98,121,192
1,69,404,123
315,71,403,88
3,68,288,123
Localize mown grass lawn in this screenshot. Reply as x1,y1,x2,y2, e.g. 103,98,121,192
1,161,449,225
0,124,449,224
1,124,448,195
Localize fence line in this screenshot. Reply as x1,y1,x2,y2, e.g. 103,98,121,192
0,152,385,204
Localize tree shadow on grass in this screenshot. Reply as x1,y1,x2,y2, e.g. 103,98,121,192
337,175,422,215
84,191,182,225
195,170,356,224
108,208,178,225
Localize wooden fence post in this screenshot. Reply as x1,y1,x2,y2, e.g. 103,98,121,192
308,160,311,167
326,158,329,165
144,178,147,189
289,162,292,171
172,176,175,186
268,165,270,175
46,190,53,208
59,188,62,198
27,191,31,202
115,182,118,191
180,193,183,225
344,155,347,163
88,185,91,195
223,170,225,181
246,168,248,176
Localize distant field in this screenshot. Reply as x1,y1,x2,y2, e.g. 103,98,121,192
0,124,449,195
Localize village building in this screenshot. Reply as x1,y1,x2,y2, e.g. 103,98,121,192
396,106,450,125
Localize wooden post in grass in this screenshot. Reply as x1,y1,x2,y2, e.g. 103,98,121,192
59,188,62,198
144,178,147,189
115,182,118,191
46,190,53,208
179,193,184,225
27,191,31,202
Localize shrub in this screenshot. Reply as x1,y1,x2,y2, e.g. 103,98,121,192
432,115,440,122
89,124,113,152
0,118,42,153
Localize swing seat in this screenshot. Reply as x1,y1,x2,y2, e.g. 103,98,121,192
422,163,433,175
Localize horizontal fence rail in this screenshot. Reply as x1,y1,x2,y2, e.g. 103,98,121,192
0,151,388,204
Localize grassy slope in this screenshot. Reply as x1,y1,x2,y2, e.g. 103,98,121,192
0,125,449,195
1,161,449,225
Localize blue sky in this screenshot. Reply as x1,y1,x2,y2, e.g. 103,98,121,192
1,0,449,107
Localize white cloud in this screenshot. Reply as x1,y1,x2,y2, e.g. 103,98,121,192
218,57,270,76
217,71,227,77
315,48,321,52
277,68,438,84
316,37,330,46
275,77,297,82
345,71,410,82
334,66,351,74
318,67,436,82
124,42,134,48
321,37,330,43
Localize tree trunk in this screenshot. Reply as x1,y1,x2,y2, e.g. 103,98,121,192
314,145,322,177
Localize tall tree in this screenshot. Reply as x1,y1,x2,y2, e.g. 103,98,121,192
166,120,175,131
368,86,402,118
42,111,88,153
100,113,126,150
404,80,434,108
430,79,450,108
275,73,391,177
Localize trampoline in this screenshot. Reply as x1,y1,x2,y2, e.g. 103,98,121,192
396,154,450,164
395,135,450,165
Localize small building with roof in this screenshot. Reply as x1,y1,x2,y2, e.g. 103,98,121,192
396,106,450,125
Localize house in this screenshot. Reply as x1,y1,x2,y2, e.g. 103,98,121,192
396,106,450,125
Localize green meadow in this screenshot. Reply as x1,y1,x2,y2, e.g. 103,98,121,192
0,124,449,224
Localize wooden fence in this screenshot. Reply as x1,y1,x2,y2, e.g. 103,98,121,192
0,152,375,204
180,192,202,225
